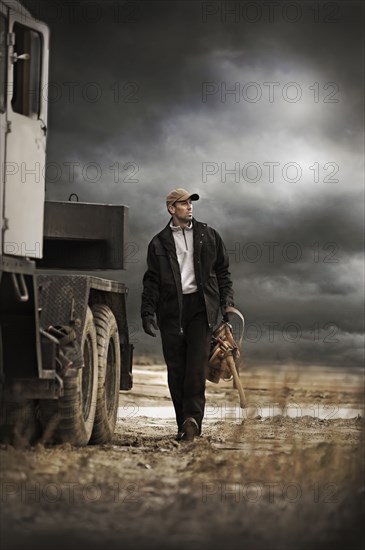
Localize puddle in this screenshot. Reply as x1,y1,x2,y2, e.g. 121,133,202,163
118,404,363,421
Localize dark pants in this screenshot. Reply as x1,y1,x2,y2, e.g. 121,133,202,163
160,292,212,433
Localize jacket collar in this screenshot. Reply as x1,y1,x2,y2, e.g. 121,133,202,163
169,220,193,232
158,218,206,255
158,220,177,255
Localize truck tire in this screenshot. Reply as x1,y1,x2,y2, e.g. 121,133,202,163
90,304,121,444
40,306,98,446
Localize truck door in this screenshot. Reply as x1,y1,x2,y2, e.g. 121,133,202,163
0,5,8,258
3,10,49,259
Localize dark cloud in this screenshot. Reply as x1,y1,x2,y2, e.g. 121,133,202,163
21,0,364,366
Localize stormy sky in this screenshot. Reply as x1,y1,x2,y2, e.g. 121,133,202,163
22,0,364,367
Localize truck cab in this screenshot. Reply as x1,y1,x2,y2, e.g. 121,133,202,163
0,0,133,447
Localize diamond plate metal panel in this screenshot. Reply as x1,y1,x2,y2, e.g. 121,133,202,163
37,274,90,342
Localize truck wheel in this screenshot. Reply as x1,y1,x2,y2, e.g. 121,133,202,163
40,307,98,446
90,305,121,444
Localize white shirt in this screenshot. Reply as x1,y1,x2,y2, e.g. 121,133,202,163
170,222,198,294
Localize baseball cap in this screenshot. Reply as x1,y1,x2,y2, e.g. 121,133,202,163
166,188,200,207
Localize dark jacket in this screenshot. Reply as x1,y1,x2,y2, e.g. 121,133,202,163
141,218,234,333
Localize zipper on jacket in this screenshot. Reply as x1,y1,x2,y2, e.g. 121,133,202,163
196,229,212,329
168,252,184,335
182,229,188,250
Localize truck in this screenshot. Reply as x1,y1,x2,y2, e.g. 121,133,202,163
0,0,134,446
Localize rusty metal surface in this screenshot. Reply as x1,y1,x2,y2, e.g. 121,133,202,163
36,273,128,337
37,274,90,341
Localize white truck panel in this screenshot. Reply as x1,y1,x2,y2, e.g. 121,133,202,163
4,113,46,258
3,8,49,259
0,4,8,256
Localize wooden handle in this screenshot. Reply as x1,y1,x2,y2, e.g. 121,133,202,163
226,354,247,408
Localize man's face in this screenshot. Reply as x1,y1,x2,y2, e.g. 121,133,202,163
170,199,193,223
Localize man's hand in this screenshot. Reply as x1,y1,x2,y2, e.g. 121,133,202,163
221,305,229,322
142,315,159,337
221,303,234,322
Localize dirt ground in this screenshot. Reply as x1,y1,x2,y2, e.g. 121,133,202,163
0,362,364,550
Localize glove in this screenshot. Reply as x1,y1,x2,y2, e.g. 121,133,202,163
221,305,229,322
142,315,159,337
221,303,234,322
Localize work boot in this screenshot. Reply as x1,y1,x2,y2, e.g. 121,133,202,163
175,430,185,442
181,417,199,442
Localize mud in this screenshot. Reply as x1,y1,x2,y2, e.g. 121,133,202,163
0,364,364,550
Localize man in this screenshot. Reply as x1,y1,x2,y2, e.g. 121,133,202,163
141,188,234,441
